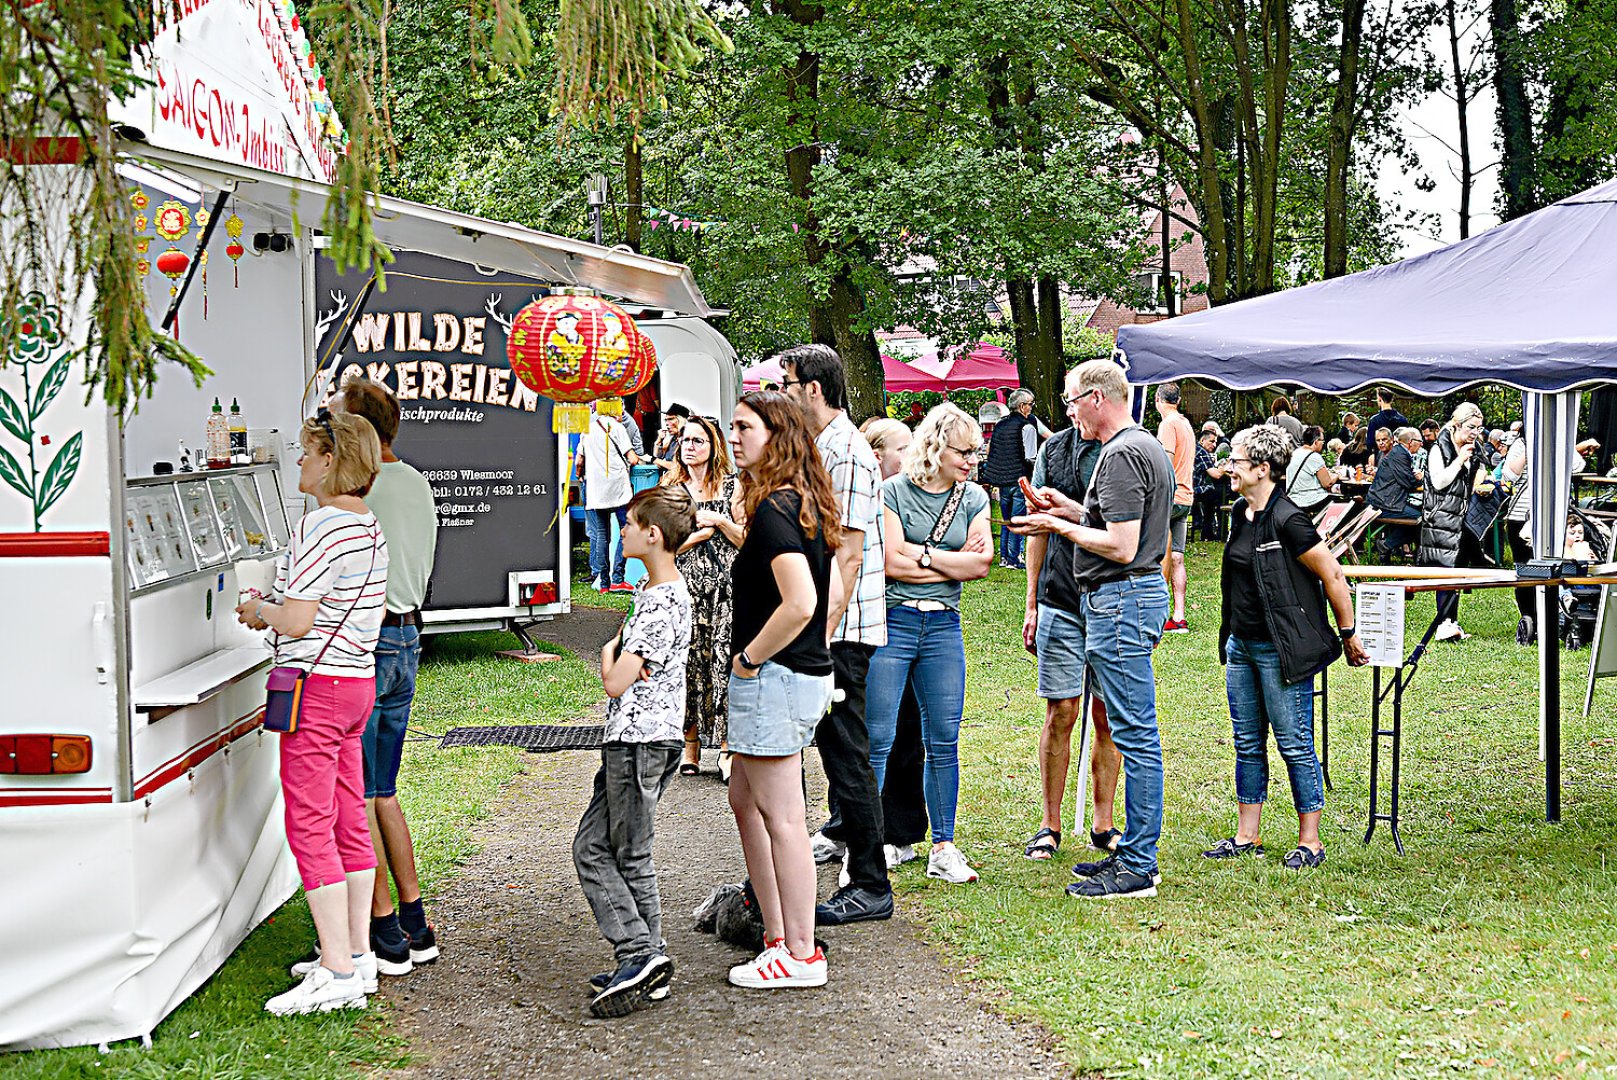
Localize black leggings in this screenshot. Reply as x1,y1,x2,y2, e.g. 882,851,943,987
1434,529,1491,624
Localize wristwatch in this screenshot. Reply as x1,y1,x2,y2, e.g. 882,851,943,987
1338,626,1357,640
738,650,761,671
919,544,933,569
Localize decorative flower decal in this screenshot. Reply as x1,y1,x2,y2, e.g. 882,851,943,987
154,200,191,241
3,292,63,365
136,257,152,276
130,189,149,211
196,208,211,231
225,212,243,240
134,213,149,233
134,236,150,254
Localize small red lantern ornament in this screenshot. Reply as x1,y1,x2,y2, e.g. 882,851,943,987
507,290,652,433
155,247,190,297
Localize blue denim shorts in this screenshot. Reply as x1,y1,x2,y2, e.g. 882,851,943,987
363,624,421,798
1036,603,1088,700
726,661,835,757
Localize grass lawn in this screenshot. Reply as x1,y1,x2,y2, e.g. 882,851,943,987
7,628,603,1080
907,540,1617,1078
15,546,1617,1078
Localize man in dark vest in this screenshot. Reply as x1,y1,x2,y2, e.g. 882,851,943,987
983,389,1039,569
1012,365,1122,865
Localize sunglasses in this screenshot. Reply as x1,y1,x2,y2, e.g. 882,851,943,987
315,406,338,449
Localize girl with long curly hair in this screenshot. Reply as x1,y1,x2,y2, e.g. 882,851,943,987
722,391,840,989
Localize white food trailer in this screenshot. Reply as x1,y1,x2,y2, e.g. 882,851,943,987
0,0,719,1052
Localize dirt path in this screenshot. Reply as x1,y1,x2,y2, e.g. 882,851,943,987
385,607,1071,1078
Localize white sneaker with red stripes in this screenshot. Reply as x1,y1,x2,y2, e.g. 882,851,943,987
727,941,828,989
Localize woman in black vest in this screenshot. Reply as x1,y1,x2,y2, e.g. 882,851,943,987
982,390,1038,569
1209,426,1367,870
1418,402,1490,641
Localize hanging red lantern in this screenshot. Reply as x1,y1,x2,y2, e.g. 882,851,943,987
155,247,190,297
620,328,657,399
507,290,648,433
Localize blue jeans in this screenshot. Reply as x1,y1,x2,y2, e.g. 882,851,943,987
586,505,628,587
363,624,421,799
866,605,966,844
1224,636,1325,814
1073,576,1169,876
997,486,1026,565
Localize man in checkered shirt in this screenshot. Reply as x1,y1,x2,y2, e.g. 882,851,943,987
779,344,894,926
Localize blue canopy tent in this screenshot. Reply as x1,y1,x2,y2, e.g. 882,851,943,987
1114,177,1617,826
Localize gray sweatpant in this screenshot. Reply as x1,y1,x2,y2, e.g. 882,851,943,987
572,741,682,962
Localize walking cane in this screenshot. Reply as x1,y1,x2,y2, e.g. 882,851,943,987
1071,665,1094,844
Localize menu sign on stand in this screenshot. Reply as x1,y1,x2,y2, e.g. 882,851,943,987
1356,583,1406,667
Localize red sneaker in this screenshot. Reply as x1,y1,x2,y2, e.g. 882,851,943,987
1163,618,1190,634
608,582,636,594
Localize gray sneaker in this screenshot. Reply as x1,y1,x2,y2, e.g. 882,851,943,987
810,830,846,865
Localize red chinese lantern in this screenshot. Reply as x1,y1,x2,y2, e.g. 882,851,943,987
507,290,651,433
155,247,190,297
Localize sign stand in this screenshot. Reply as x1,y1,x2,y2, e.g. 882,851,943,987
1583,583,1617,717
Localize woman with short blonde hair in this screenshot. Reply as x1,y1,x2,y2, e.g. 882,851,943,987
866,403,994,884
237,407,389,1015
1419,400,1491,640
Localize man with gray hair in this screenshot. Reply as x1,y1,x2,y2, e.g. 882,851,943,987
1011,359,1174,899
982,388,1040,569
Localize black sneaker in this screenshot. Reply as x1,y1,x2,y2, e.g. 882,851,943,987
1282,846,1327,870
814,885,895,926
1072,853,1161,886
369,930,414,977
589,952,673,1018
590,968,670,1000
406,923,440,965
1065,861,1159,899
1201,836,1265,859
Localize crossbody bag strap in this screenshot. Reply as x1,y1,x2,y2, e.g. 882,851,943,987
307,526,380,671
925,483,969,547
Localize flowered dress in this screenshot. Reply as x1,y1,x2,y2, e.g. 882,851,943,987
677,475,740,746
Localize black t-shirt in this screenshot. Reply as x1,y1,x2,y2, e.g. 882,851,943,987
730,490,833,676
1223,499,1323,641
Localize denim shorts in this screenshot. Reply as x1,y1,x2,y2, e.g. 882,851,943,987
726,661,835,757
363,624,421,798
1036,603,1088,700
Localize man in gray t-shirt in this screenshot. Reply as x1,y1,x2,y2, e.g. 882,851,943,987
1009,359,1171,901
1073,427,1174,591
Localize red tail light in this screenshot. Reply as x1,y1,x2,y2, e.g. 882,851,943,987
0,735,93,775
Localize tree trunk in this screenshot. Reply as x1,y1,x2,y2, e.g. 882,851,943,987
1489,0,1536,219
623,135,643,253
1325,0,1367,277
1447,0,1474,238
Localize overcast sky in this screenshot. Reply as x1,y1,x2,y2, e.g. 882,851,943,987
1376,18,1501,256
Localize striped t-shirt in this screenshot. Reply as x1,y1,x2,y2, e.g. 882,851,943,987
271,506,390,678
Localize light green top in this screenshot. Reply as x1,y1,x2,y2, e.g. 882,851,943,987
367,461,438,612
882,475,991,609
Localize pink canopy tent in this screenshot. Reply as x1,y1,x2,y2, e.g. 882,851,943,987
908,342,1021,391
743,353,944,392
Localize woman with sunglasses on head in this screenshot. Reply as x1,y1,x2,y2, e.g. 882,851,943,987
723,391,840,988
864,403,994,885
660,415,745,779
1419,402,1492,641
1209,425,1366,870
236,410,391,1015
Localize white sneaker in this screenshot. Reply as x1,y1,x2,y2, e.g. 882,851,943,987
926,844,979,884
265,965,367,1015
810,830,846,864
884,844,917,869
1434,619,1471,642
290,949,380,993
727,942,828,989
838,851,851,889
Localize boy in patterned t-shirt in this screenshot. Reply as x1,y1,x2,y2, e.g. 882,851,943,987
573,486,695,1018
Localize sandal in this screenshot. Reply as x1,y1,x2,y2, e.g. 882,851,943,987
718,750,733,785
1023,827,1061,860
1089,828,1121,852
679,762,701,777
680,734,701,776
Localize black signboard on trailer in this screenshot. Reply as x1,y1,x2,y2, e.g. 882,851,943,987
314,249,560,613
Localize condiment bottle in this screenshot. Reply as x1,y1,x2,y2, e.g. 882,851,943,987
206,398,230,469
229,398,249,465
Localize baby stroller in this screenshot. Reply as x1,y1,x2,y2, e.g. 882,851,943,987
1560,505,1609,650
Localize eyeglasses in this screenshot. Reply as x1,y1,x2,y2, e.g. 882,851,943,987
1062,389,1098,407
1227,457,1254,468
778,377,804,389
949,444,983,460
679,435,709,445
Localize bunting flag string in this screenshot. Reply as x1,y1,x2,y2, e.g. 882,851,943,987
640,203,724,233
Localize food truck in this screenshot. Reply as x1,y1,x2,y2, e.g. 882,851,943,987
311,251,740,637
0,0,719,1051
